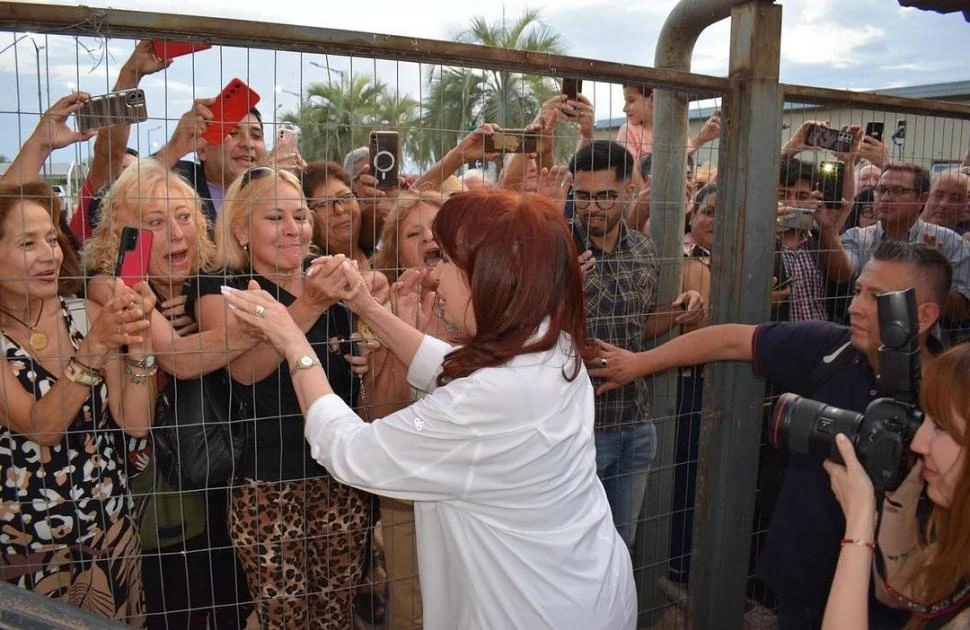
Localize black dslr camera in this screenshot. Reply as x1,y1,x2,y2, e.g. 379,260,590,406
771,289,923,493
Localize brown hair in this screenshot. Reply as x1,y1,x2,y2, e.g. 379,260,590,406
432,190,588,386
883,162,931,196
372,190,444,282
909,344,970,617
0,181,82,295
621,82,653,98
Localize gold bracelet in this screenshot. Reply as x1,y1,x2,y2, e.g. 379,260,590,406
841,538,876,551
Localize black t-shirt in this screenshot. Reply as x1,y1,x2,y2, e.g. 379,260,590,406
185,270,359,482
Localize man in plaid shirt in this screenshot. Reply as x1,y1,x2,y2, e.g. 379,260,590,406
568,140,703,550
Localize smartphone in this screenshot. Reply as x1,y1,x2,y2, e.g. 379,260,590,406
114,227,153,288
277,123,301,154
561,78,582,100
776,208,816,231
803,123,854,153
201,78,261,146
864,122,885,143
75,88,148,134
150,40,212,61
482,129,539,154
818,160,847,208
772,276,797,291
369,130,400,190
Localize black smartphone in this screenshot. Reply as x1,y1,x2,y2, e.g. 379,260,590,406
818,160,846,208
864,122,885,142
482,129,539,154
369,130,400,190
561,78,582,100
803,124,854,153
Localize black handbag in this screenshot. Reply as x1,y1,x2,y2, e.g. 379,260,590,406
151,368,250,491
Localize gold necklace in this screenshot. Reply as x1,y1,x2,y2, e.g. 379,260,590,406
0,299,48,351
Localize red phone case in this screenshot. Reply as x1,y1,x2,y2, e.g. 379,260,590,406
116,228,154,288
202,79,261,146
151,40,212,61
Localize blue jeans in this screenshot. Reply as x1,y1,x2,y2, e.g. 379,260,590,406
595,422,657,548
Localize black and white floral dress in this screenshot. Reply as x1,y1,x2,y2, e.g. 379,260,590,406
0,297,143,626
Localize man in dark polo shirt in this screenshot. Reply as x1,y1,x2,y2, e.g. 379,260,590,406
589,239,950,629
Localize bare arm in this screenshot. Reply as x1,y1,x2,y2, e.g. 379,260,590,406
815,221,857,285
411,124,497,192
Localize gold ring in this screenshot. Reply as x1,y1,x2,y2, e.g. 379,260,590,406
254,304,266,318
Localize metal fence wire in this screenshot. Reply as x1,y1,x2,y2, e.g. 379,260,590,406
0,2,968,629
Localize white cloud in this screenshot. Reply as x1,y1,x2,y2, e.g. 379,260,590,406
782,23,885,67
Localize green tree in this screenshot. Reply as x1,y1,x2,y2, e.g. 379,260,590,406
417,9,567,167
281,74,419,165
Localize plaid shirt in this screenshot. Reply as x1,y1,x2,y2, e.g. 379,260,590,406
778,239,828,322
572,220,660,431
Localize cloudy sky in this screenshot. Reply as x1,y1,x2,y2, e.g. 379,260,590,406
1,0,967,167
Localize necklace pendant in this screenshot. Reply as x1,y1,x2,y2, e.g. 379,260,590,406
29,331,49,351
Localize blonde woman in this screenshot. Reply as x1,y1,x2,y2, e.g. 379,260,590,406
85,159,254,628
191,166,371,629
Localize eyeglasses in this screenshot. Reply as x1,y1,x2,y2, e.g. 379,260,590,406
308,193,357,213
574,190,620,210
240,166,276,188
873,185,917,198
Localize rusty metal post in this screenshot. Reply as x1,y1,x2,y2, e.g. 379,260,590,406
688,3,782,628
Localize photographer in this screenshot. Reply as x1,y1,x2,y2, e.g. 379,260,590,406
823,344,970,629
590,240,950,629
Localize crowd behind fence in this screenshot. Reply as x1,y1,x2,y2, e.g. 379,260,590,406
0,3,969,629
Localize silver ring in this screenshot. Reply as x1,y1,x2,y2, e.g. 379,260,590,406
599,358,608,368
254,304,266,318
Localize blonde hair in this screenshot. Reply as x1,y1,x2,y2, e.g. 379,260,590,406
211,167,309,272
85,159,214,277
372,190,444,282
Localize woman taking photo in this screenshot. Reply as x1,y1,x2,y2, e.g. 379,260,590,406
222,189,637,629
0,181,155,624
823,343,970,629
85,159,254,628
191,166,371,629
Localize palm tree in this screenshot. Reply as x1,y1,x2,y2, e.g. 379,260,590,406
281,75,420,165
417,9,567,167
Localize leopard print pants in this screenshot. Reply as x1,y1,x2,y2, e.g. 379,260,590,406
228,477,371,629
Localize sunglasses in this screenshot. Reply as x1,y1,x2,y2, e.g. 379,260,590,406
240,166,276,188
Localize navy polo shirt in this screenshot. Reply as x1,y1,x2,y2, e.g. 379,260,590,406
751,322,886,608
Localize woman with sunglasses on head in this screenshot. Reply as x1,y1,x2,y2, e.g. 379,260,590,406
823,344,970,629
221,189,637,629
0,181,155,624
188,166,372,629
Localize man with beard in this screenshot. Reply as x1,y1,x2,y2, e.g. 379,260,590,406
568,140,703,551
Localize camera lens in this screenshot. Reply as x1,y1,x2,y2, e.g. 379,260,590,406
771,393,864,461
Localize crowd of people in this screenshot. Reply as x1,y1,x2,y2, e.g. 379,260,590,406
1,39,970,629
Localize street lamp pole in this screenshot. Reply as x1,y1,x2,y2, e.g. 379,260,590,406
27,35,45,178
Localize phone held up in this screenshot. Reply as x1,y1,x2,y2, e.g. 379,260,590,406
75,89,148,134
369,131,400,190
482,129,539,154
818,160,847,209
277,123,301,154
561,78,582,100
115,227,154,288
803,124,854,154
201,78,261,146
865,122,885,143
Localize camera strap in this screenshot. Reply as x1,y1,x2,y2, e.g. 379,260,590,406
872,497,970,623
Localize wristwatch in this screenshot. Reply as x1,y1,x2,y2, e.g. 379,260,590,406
64,358,103,387
289,354,322,377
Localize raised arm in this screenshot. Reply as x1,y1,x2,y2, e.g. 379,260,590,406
411,123,498,192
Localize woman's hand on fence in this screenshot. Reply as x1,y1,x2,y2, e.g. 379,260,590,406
587,339,643,395
159,293,198,336
390,268,436,333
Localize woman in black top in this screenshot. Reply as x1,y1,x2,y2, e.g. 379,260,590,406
191,166,371,629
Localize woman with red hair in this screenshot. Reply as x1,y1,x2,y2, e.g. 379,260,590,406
221,189,637,629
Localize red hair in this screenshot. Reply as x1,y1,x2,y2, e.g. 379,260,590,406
432,190,588,385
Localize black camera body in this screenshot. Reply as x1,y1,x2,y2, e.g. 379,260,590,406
771,288,924,493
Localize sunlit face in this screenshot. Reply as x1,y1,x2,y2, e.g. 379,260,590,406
0,202,63,303
309,178,360,254
622,87,653,127
236,180,310,276
922,173,970,230
200,113,266,186
847,259,923,358
430,252,475,336
873,169,926,230
397,202,441,270
572,169,631,241
690,192,716,251
135,182,200,285
911,413,965,509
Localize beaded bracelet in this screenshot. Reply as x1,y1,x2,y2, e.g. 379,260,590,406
841,538,876,551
